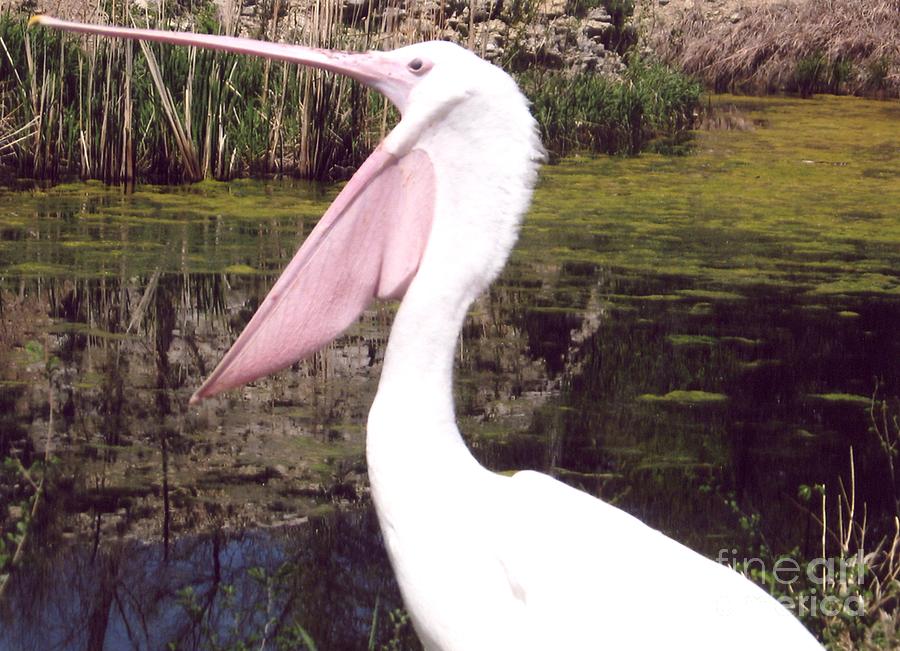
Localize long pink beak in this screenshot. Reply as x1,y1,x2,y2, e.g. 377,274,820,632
30,15,438,403
28,15,416,112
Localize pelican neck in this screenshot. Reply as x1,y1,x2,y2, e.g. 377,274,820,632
376,275,472,427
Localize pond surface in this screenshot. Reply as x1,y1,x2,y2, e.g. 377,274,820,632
1,95,898,648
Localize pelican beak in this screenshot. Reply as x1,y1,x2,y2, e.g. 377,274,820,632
28,15,417,112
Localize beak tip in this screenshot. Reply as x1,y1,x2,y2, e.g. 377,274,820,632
27,14,46,29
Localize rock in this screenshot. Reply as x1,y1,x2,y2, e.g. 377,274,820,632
457,0,504,22
658,0,669,5
471,18,508,59
441,27,462,43
551,15,580,37
537,0,567,19
729,11,741,23
474,18,508,43
582,18,612,38
586,7,612,22
415,0,445,17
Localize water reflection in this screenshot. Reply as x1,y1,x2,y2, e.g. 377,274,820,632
1,509,408,650
1,96,898,646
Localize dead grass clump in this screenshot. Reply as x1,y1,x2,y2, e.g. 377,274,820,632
654,0,900,97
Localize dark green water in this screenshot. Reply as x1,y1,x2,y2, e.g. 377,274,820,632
0,95,898,648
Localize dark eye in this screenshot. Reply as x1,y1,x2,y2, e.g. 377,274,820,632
408,58,424,72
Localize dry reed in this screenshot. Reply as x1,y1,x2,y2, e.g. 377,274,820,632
653,0,900,97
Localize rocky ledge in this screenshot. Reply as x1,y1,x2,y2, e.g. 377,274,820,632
221,0,628,75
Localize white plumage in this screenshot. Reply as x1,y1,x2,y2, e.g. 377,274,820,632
364,43,822,651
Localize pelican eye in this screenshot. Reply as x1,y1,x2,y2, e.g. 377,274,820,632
407,57,425,73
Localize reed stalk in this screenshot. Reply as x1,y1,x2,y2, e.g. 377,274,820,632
0,0,697,184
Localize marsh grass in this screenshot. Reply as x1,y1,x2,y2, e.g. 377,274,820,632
798,446,900,649
731,398,900,649
519,56,701,157
0,0,407,183
653,0,900,97
0,0,703,183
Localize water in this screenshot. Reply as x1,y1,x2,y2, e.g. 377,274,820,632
0,95,898,648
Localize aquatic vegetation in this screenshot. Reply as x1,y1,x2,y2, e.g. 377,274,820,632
518,57,701,157
808,393,874,408
525,95,900,295
731,437,900,650
638,389,729,404
666,334,718,347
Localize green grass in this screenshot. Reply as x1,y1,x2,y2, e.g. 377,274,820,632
518,57,702,158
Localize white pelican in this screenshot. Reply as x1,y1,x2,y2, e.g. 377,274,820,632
33,15,824,650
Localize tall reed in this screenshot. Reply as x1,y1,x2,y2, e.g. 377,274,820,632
0,0,700,183
0,0,418,184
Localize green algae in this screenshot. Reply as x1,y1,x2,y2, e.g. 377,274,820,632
8,262,69,276
638,390,729,405
722,336,762,347
676,289,744,301
807,393,872,407
223,264,260,275
809,274,900,295
635,457,714,471
611,293,681,302
667,335,718,347
524,95,899,296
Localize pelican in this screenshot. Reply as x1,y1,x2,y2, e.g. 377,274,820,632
34,15,823,650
